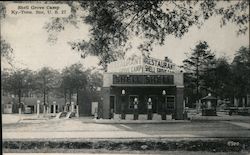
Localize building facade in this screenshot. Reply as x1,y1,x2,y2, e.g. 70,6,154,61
101,56,184,120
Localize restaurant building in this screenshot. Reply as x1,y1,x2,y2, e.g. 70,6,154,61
101,56,184,120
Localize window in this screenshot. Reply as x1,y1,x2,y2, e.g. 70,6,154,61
51,105,54,113
247,95,250,106
166,96,175,110
207,101,212,109
109,95,116,118
129,95,138,109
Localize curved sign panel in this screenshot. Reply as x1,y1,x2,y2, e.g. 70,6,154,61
113,74,174,85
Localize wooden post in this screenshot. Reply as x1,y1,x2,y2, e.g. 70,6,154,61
43,105,46,116
76,105,79,117
37,103,40,116
71,102,74,112
53,104,56,114
47,106,49,114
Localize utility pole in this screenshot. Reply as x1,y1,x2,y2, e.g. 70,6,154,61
43,76,46,115
196,55,199,104
18,78,22,105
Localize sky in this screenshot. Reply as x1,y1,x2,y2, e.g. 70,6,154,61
1,2,249,71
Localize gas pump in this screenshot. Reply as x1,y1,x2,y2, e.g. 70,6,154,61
121,89,126,120
162,90,167,120
147,98,153,120
133,98,139,120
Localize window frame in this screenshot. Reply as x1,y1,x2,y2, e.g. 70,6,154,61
166,95,175,110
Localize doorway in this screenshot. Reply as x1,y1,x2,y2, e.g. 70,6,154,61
166,96,175,114
50,105,54,113
27,105,35,114
110,95,115,118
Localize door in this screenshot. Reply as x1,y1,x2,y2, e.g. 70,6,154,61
110,96,115,116
51,105,54,113
28,105,35,114
166,96,175,114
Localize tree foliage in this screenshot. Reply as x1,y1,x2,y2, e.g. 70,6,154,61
184,45,250,107
62,64,88,89
212,57,233,98
1,2,13,66
1,69,35,104
44,0,249,68
36,67,60,104
231,46,250,97
183,41,216,102
61,63,89,104
1,68,13,95
1,39,14,66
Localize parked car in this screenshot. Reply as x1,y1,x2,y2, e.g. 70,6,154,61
24,106,32,114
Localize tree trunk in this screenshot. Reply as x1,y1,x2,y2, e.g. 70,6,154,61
69,90,72,104
64,89,67,105
76,88,79,105
43,88,46,105
47,91,49,104
43,76,46,106
196,57,199,103
18,79,22,104
18,88,21,104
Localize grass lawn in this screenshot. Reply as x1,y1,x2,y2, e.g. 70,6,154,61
4,149,250,155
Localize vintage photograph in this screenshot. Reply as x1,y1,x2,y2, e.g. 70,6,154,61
1,1,250,155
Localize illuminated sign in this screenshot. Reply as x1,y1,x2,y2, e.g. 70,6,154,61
107,57,143,73
113,74,174,85
107,56,176,73
144,57,175,73
144,57,174,69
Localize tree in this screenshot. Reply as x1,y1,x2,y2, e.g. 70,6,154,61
183,41,216,105
36,67,60,106
89,71,103,90
1,69,35,112
88,70,103,101
5,69,37,98
21,70,37,97
213,57,233,99
1,68,12,96
231,46,250,101
201,56,234,101
44,1,249,68
61,64,88,105
1,39,14,66
1,2,14,67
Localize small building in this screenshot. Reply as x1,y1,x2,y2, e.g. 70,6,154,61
3,101,13,114
101,56,184,120
201,93,217,116
2,96,17,114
